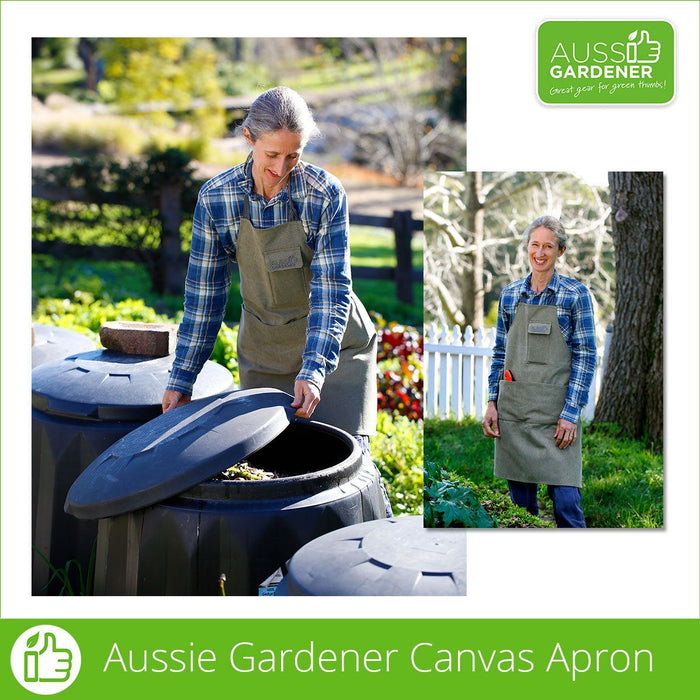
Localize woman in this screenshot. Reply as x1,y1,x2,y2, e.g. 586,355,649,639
162,86,380,469
481,216,597,527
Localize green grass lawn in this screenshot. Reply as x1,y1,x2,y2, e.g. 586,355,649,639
32,65,87,101
425,417,663,528
350,225,423,269
284,50,436,96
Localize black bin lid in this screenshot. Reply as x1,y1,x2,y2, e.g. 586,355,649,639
32,350,233,420
32,324,97,368
65,388,295,520
282,516,467,596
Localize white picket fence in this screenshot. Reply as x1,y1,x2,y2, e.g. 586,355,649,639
424,323,610,422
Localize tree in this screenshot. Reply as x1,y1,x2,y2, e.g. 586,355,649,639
424,171,613,330
315,38,467,184
96,39,227,153
592,172,663,447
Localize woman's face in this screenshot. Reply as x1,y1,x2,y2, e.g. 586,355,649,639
245,128,304,196
527,226,564,275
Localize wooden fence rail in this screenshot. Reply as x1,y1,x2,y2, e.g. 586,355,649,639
425,323,611,422
32,183,422,304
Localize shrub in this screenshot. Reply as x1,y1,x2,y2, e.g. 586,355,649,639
467,482,553,528
376,317,423,362
424,461,549,529
33,97,150,156
32,295,239,381
375,316,423,421
34,150,201,210
424,461,497,528
371,411,423,516
33,294,170,342
32,94,222,159
210,323,239,386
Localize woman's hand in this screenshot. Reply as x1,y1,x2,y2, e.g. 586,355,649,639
291,380,320,419
162,390,191,414
554,418,577,449
482,401,500,438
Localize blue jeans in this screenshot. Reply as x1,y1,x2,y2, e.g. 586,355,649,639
507,480,586,528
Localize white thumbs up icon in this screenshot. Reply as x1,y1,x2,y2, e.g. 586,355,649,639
626,30,661,64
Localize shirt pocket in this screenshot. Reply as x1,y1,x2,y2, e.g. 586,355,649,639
526,321,551,364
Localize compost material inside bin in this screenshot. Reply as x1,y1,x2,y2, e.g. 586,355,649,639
216,461,277,481
210,421,354,481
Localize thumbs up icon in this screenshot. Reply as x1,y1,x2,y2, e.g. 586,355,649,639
11,625,81,693
24,631,73,683
626,30,661,64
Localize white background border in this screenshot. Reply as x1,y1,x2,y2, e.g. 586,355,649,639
2,1,698,620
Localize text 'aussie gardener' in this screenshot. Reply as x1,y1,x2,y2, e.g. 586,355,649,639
102,640,653,681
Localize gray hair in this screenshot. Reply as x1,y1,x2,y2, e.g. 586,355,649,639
523,215,567,251
240,86,320,146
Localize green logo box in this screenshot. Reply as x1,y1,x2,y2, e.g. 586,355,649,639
537,20,675,104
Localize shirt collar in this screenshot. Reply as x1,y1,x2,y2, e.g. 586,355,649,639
241,152,307,203
520,270,560,297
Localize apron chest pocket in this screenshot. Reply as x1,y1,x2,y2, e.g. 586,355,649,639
264,246,310,309
527,322,551,363
265,247,303,272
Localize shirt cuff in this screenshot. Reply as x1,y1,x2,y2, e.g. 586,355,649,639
296,360,326,392
560,402,580,424
166,367,197,396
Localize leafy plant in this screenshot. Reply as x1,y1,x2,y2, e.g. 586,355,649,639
375,316,423,420
371,411,423,516
98,38,227,153
33,295,171,341
210,322,239,386
467,482,553,528
34,150,201,209
376,318,423,361
34,543,96,596
424,461,497,528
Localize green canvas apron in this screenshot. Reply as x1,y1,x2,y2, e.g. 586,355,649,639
494,303,582,487
235,187,377,435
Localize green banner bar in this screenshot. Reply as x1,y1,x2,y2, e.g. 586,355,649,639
2,619,698,698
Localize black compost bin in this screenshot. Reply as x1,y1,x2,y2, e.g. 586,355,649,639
64,388,386,596
32,349,233,595
277,516,466,596
32,324,96,368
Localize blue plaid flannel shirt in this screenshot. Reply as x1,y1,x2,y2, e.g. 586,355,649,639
167,155,352,395
487,271,597,423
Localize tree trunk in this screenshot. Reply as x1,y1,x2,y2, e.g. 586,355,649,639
463,172,485,329
593,172,663,446
78,39,100,92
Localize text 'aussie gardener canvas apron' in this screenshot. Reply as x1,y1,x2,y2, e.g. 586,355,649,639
235,187,378,436
494,303,582,487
